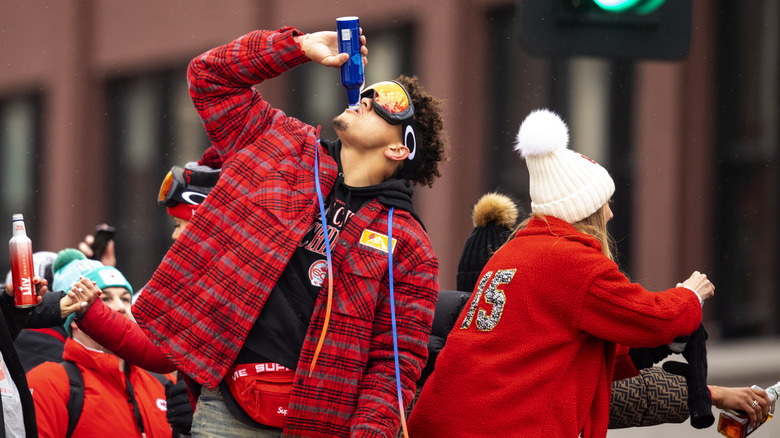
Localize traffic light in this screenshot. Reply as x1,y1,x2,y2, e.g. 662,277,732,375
517,0,692,60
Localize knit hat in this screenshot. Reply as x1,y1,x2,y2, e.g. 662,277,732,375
53,249,133,337
83,265,133,295
514,109,615,224
4,250,57,287
456,193,520,292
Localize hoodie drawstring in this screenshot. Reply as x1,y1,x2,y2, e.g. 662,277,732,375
309,137,334,377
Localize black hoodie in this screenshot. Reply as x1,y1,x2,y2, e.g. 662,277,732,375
224,139,421,428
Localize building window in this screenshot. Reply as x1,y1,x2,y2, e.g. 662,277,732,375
714,1,780,338
0,95,42,270
106,69,210,291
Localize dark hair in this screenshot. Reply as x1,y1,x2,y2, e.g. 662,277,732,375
397,75,449,187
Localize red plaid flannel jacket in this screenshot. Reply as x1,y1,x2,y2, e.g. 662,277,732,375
132,28,439,437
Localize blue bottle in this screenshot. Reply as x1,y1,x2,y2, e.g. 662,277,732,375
337,16,364,110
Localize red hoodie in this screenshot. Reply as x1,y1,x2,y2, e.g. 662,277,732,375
408,216,701,438
26,338,172,438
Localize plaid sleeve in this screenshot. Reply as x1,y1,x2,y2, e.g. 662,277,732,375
186,27,309,163
352,240,439,437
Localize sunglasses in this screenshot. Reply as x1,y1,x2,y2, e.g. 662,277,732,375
361,81,418,161
158,167,187,206
158,166,217,207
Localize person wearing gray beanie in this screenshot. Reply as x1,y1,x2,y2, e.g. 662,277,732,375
409,109,716,438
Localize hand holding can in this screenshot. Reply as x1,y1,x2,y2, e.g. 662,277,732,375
9,214,37,308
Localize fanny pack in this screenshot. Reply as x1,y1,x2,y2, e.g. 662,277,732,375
224,362,295,429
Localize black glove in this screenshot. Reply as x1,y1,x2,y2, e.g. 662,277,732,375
628,345,674,370
165,379,193,435
662,323,713,429
662,360,690,378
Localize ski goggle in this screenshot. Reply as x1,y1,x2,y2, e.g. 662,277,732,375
361,81,418,162
158,165,218,207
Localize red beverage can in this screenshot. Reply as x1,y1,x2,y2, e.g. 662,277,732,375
9,214,37,308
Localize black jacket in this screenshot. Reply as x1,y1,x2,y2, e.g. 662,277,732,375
418,289,471,388
0,290,65,438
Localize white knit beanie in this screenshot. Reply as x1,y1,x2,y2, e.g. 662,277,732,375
514,109,615,224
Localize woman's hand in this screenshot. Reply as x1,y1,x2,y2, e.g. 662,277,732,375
60,276,102,319
710,385,771,428
6,275,48,304
681,271,715,302
78,232,116,267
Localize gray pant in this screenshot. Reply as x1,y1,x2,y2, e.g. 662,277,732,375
191,385,283,438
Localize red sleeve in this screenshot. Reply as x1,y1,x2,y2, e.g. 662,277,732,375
27,362,71,438
77,299,176,373
613,344,640,380
579,266,702,348
187,27,309,163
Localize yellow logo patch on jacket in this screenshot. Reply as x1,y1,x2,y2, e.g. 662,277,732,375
360,229,397,254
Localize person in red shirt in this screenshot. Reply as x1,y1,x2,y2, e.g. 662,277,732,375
79,25,448,437
408,109,714,438
26,250,172,438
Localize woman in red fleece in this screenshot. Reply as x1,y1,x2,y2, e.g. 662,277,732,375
407,109,715,438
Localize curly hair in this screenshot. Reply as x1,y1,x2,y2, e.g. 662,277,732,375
397,75,449,187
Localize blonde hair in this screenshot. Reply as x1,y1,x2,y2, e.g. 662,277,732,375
510,205,615,260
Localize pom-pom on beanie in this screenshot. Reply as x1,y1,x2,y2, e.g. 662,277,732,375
457,193,520,292
514,109,615,224
52,249,102,294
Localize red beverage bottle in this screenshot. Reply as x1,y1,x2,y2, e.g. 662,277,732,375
9,214,37,307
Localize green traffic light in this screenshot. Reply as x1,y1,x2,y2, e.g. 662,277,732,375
592,0,640,13
592,0,666,14
633,0,666,14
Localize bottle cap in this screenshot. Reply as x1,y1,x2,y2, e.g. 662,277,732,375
12,214,23,221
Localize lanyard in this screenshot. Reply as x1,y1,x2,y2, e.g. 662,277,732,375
388,207,409,437
309,138,335,377
124,366,146,438
309,139,408,437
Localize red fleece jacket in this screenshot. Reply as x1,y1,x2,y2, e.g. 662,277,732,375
408,216,701,438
